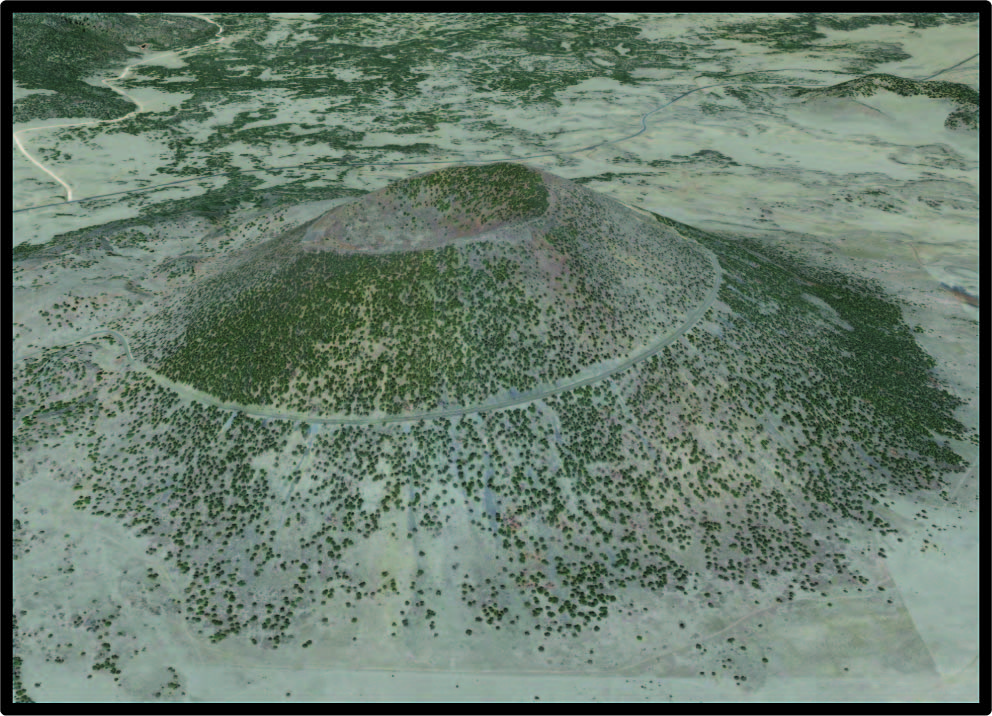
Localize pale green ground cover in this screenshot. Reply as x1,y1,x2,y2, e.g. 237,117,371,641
13,12,977,703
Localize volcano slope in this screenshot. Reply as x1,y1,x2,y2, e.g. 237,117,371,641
13,163,974,691
133,163,716,417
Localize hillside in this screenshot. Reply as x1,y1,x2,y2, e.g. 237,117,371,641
135,163,716,416
789,73,978,129
12,12,217,123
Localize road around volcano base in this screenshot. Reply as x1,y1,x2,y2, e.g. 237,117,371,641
13,230,721,427
15,18,973,424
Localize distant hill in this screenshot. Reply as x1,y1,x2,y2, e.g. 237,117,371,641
789,73,978,129
12,12,217,123
135,163,716,416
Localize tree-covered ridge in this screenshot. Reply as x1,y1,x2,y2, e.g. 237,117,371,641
12,12,218,123
386,162,550,226
708,12,975,53
652,213,970,480
789,74,979,129
300,163,551,254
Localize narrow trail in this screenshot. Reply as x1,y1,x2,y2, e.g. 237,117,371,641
13,13,226,203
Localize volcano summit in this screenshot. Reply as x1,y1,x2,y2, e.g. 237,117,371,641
138,163,717,418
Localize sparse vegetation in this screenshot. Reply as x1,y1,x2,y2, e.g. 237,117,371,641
11,11,976,696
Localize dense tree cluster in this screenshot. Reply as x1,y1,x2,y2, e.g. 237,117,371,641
139,166,710,416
